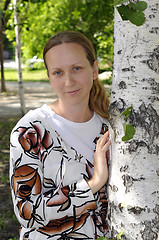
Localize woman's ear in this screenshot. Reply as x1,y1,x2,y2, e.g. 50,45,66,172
92,60,99,80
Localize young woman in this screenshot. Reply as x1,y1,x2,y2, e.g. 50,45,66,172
10,31,111,240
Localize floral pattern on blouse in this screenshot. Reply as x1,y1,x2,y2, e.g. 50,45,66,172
10,111,109,240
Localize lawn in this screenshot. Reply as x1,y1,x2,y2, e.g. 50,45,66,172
0,118,20,240
4,69,48,82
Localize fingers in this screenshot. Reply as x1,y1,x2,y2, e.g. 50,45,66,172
97,130,111,148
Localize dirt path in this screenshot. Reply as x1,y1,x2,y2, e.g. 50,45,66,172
0,81,58,119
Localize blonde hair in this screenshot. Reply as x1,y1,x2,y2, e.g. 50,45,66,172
43,31,109,119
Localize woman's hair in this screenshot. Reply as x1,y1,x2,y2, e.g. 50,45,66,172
43,31,109,119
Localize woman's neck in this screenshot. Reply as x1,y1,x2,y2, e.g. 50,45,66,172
49,100,93,123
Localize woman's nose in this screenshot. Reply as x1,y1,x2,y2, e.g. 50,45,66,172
65,72,75,86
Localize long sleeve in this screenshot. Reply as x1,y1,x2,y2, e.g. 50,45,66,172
10,115,97,233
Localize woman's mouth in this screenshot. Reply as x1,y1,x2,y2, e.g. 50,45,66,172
67,89,80,95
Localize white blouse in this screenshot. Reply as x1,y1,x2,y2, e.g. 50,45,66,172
10,105,109,240
41,104,106,163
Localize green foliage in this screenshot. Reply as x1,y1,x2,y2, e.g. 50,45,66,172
96,21,114,66
122,123,135,141
97,230,124,240
120,106,135,141
6,0,114,67
114,0,147,26
121,106,132,121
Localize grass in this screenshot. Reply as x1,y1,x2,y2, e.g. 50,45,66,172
0,118,20,240
4,68,49,82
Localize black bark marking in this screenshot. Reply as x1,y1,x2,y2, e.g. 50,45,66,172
129,103,159,155
109,99,126,118
109,184,118,192
134,54,143,59
120,165,129,172
119,81,127,89
122,174,134,193
128,206,145,215
141,78,159,95
142,45,159,73
122,174,145,193
117,50,122,54
154,204,159,215
141,221,158,240
149,27,159,34
122,66,135,72
109,100,159,154
149,14,155,19
109,99,126,140
118,203,123,212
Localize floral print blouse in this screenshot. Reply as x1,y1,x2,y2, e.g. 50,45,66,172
10,108,109,240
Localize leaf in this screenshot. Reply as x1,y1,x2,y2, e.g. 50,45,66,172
117,230,124,240
114,0,129,6
122,124,135,141
117,5,133,21
129,11,145,26
121,106,132,120
129,1,147,11
122,122,127,133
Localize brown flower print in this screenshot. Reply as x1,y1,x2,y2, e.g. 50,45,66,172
12,165,41,199
16,121,53,161
38,212,90,238
46,186,71,212
12,165,43,226
41,183,97,238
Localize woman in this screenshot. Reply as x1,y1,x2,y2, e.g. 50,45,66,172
10,31,111,240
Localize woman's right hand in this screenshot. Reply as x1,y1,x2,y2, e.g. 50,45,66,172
88,130,111,194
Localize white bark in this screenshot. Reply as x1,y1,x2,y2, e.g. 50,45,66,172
13,0,26,115
108,1,159,239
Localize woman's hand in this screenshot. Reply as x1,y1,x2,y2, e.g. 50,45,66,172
88,130,111,194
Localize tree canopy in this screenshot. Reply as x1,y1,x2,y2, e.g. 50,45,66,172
6,0,114,68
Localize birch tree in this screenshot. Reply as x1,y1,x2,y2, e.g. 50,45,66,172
108,0,159,239
0,0,11,92
13,0,26,115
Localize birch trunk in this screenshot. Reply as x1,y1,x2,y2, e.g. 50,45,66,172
108,1,159,239
13,0,26,116
0,32,6,92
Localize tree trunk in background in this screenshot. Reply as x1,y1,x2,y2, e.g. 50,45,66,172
0,0,11,92
108,1,159,239
13,0,26,116
0,32,6,92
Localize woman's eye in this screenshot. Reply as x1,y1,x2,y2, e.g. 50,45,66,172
55,71,62,75
74,66,81,71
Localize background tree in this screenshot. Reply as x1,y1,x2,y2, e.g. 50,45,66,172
6,0,114,70
13,0,26,115
108,0,159,239
0,0,12,92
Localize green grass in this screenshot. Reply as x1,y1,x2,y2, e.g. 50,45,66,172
0,118,20,239
4,69,49,82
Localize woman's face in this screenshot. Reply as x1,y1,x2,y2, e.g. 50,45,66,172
45,42,98,107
